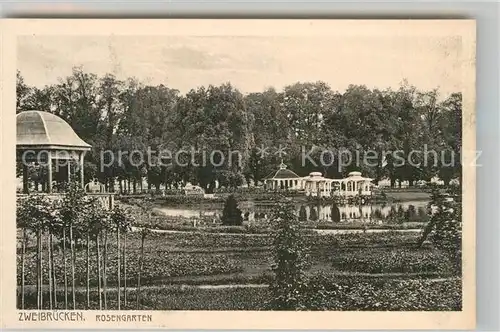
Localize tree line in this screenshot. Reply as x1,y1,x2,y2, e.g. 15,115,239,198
17,68,462,193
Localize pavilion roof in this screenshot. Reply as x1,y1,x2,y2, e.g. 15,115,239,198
264,162,300,179
16,110,91,151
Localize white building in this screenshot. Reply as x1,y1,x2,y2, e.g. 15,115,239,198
303,171,374,198
263,162,303,190
264,163,373,198
335,171,374,197
303,172,335,197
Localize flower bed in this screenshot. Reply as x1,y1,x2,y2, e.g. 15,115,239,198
303,275,461,311
18,241,243,287
329,247,454,274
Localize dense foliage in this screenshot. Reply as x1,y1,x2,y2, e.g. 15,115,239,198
17,69,462,193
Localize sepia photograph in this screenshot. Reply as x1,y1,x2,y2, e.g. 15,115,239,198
1,19,476,329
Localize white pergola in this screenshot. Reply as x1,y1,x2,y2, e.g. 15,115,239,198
335,171,374,197
304,171,374,198
303,172,334,197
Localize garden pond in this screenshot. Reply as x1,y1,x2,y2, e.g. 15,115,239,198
154,200,429,223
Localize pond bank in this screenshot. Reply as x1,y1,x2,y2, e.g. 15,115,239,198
129,226,422,236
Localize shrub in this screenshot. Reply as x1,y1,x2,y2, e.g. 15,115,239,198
331,203,341,222
221,195,243,226
298,206,307,222
309,207,318,221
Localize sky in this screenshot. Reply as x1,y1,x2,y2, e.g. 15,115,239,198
17,25,464,97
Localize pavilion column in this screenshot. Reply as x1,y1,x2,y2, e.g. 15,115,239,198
67,158,71,182
80,151,86,188
22,163,29,194
47,156,53,193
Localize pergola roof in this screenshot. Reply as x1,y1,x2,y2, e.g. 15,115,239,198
16,110,91,151
345,171,373,182
304,171,334,182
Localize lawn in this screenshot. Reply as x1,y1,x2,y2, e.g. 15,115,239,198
384,190,431,201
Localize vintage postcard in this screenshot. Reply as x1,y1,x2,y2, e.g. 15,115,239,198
0,19,476,329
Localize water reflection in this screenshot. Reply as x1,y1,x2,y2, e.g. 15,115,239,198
156,200,429,223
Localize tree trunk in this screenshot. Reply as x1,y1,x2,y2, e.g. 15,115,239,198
69,224,76,309
36,230,40,309
96,234,102,310
123,233,127,307
133,178,137,194
21,228,26,309
86,232,90,309
63,227,68,309
119,180,123,195
103,229,108,309
39,230,43,309
136,235,145,308
47,232,53,309
50,233,57,308
116,228,121,310
139,178,143,193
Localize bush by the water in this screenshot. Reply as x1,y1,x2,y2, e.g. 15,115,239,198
221,195,243,226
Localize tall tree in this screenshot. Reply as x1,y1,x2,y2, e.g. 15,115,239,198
16,70,31,112
269,201,309,310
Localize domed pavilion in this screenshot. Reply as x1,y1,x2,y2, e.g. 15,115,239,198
16,110,91,193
